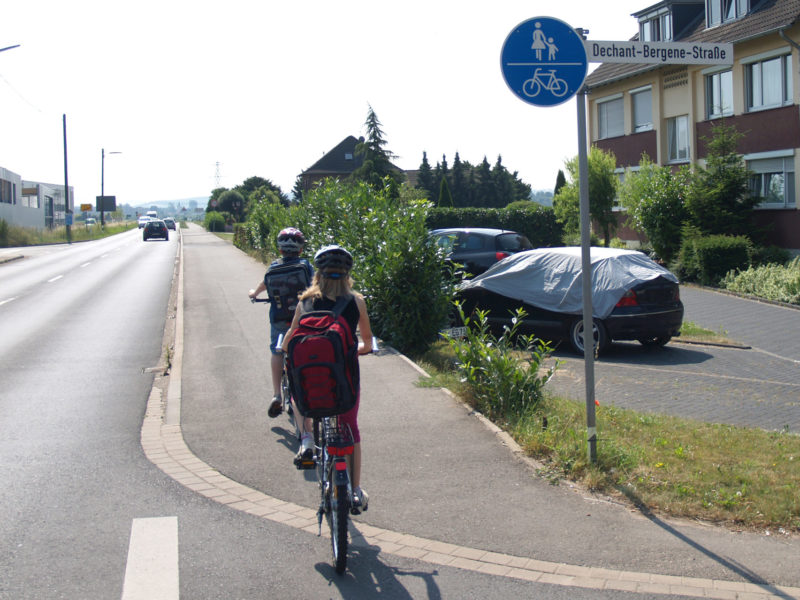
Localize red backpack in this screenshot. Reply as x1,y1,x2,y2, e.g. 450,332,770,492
286,295,359,417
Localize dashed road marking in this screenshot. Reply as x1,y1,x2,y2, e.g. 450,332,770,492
47,275,63,283
121,516,179,600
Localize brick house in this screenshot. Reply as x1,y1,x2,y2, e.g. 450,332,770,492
586,0,800,251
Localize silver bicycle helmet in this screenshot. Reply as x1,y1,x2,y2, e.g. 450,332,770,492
277,227,306,254
314,245,353,271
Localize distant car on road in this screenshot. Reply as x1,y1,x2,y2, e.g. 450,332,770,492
85,218,97,226
431,227,533,277
456,247,684,355
143,220,169,241
163,217,176,230
138,216,151,229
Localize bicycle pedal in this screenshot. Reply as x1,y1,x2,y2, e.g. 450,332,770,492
294,457,316,470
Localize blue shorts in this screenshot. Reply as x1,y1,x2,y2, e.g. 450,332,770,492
270,321,291,355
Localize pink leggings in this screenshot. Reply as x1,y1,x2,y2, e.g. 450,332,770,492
337,395,360,443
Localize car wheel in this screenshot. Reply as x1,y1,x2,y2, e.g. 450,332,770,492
568,318,608,356
638,335,672,347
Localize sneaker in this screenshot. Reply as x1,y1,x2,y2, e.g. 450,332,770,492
268,396,282,418
295,435,314,462
351,486,369,514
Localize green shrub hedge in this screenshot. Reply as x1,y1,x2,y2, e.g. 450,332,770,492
676,234,751,285
426,205,563,248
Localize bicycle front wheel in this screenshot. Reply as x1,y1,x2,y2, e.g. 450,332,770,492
522,78,541,97
329,481,349,574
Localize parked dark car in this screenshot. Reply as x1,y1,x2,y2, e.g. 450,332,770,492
431,228,533,277
455,247,683,355
143,219,169,241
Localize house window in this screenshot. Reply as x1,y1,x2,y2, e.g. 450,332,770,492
667,115,690,162
598,96,624,139
706,70,733,118
746,54,792,111
748,155,796,208
640,12,672,41
0,179,13,204
632,88,653,132
707,0,749,26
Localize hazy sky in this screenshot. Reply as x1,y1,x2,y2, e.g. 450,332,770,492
1,1,646,207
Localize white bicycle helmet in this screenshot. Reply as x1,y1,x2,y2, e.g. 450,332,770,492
314,245,353,271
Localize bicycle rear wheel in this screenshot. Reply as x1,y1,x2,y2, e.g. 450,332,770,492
281,371,300,440
329,479,349,574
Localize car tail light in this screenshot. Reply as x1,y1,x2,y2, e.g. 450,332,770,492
495,251,510,261
615,290,639,307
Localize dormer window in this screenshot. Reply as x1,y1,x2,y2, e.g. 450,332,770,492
707,0,749,27
639,9,672,41
344,153,353,160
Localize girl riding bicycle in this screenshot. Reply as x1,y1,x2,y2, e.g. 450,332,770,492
282,245,373,511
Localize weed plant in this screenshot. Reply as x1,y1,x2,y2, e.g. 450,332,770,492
442,303,557,423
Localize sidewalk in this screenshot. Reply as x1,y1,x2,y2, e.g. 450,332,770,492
149,225,800,599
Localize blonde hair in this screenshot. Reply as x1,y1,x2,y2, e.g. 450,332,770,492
299,269,354,301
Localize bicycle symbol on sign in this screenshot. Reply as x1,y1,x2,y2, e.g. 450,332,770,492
522,68,568,98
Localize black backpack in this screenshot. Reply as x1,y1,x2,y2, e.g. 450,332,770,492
265,261,311,322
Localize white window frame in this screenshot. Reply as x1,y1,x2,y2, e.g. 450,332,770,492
631,86,653,132
639,9,672,41
597,94,624,139
667,115,690,163
704,68,734,118
745,150,796,209
706,0,749,27
742,48,792,112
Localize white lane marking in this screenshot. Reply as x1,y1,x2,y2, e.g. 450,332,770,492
81,262,92,268
47,275,63,283
0,297,16,306
121,517,179,600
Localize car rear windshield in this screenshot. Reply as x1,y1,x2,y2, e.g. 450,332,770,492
496,233,532,252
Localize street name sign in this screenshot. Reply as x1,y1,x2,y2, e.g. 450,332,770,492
501,16,588,107
585,40,734,65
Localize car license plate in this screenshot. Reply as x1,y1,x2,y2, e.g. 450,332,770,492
440,326,467,338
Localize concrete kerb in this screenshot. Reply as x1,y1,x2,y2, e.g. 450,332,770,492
139,232,800,600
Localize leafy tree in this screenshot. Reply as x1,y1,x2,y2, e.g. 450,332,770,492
554,169,567,197
291,176,304,203
618,156,691,263
351,105,404,192
438,175,454,207
553,146,618,245
476,157,494,208
415,152,436,201
686,123,759,237
216,190,246,222
206,187,228,212
451,152,467,206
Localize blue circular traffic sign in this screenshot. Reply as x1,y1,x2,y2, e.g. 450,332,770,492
501,16,587,107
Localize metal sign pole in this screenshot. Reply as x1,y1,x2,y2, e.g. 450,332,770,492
577,86,597,464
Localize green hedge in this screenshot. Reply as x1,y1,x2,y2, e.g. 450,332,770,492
426,205,563,248
678,234,751,285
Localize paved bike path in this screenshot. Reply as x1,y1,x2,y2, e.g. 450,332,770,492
156,226,799,599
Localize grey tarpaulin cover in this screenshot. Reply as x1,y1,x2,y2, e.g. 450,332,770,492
459,247,678,319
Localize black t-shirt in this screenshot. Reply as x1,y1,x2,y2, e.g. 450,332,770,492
309,295,359,340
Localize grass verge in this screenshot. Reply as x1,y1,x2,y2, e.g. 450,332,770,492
1,221,136,246
416,341,800,534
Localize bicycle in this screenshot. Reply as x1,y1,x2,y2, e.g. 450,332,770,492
250,295,300,440
279,334,378,575
522,67,568,98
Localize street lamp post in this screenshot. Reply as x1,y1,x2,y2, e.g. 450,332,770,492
100,148,121,226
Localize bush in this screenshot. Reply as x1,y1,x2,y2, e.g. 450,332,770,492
721,257,800,305
427,205,562,248
204,211,227,232
445,303,557,420
677,234,751,285
748,245,792,267
243,178,456,356
0,219,7,247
